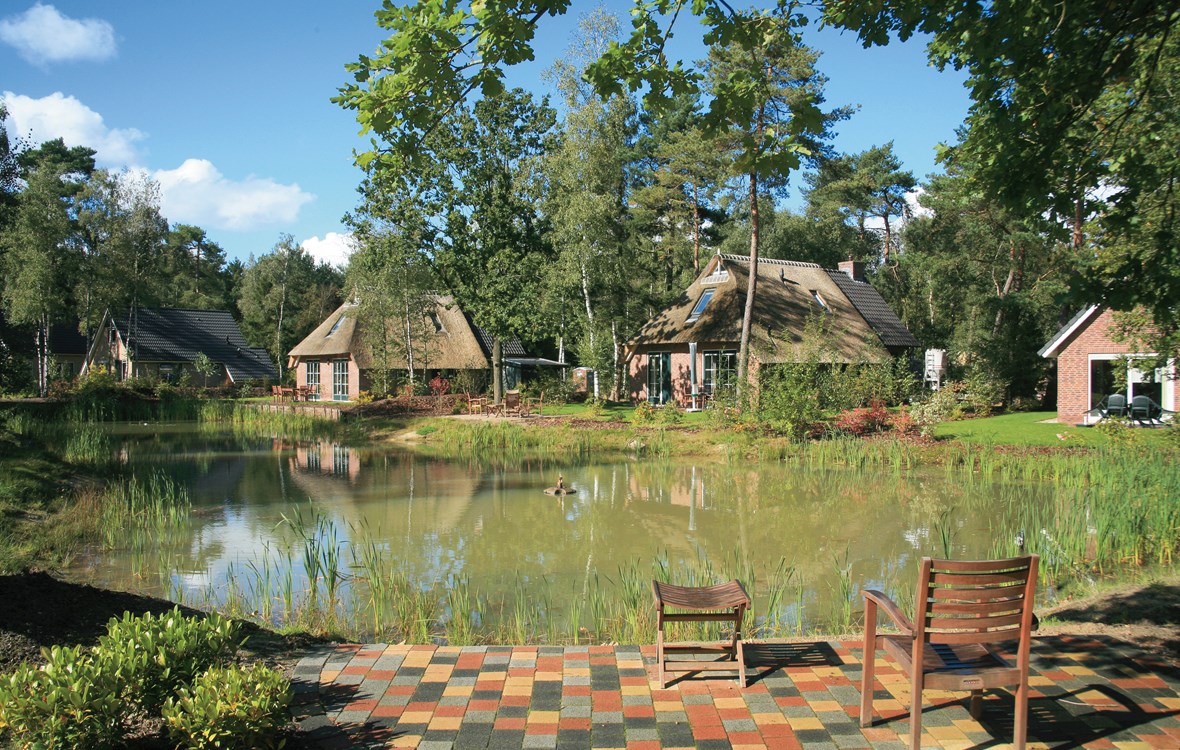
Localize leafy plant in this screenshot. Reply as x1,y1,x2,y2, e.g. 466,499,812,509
97,608,241,713
629,400,655,425
0,645,125,749
162,665,291,750
832,400,892,436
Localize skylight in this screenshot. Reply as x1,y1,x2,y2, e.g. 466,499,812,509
810,290,829,312
687,288,715,323
326,315,347,337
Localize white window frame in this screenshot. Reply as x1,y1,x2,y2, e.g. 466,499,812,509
1086,353,1175,423
305,361,320,401
332,359,349,401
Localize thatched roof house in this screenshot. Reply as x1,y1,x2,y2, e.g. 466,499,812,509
287,295,531,401
626,254,918,405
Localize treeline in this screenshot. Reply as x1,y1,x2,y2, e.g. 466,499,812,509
0,117,344,394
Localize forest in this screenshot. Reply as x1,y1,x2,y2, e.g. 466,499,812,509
2,0,1176,406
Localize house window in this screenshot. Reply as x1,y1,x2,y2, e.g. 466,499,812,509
703,351,737,395
429,312,445,333
326,315,347,337
810,290,829,312
332,359,349,401
647,352,672,405
702,266,729,284
306,361,320,401
1088,354,1176,414
687,288,715,323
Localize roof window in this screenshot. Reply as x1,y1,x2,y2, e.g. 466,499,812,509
326,315,347,337
810,290,830,313
429,312,445,333
701,266,729,284
687,288,715,323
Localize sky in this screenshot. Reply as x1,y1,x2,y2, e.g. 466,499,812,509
1,1,971,268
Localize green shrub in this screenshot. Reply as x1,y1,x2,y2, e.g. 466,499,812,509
97,608,240,713
162,665,291,750
655,403,684,426
629,401,655,425
909,384,966,436
0,645,125,749
757,362,825,440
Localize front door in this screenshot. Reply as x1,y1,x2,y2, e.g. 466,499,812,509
332,359,349,401
647,352,672,405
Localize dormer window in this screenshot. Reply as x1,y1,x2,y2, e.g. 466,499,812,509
810,290,829,313
326,315,347,337
687,288,715,323
701,265,729,284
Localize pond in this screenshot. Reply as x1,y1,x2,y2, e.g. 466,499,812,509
66,423,1052,641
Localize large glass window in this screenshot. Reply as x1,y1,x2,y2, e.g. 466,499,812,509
647,352,672,404
687,289,715,323
305,361,320,401
703,351,737,395
332,359,349,401
1089,358,1115,412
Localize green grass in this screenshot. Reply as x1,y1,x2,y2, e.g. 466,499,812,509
935,411,1178,447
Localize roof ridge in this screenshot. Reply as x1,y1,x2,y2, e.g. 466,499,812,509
717,254,822,269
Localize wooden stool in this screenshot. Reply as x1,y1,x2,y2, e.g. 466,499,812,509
652,579,750,688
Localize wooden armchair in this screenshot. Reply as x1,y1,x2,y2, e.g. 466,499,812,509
503,390,523,417
523,391,543,417
861,555,1039,750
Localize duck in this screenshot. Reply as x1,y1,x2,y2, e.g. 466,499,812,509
543,474,576,496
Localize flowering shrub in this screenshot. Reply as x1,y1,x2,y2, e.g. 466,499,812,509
832,401,892,436
429,374,451,397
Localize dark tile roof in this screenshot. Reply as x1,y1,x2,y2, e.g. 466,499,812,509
825,270,920,348
1038,305,1100,358
49,322,89,356
111,308,277,381
469,321,528,359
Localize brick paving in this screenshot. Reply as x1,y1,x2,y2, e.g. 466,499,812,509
292,636,1180,749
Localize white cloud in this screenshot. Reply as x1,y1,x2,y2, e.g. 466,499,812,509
0,4,115,65
1,90,144,166
302,232,356,268
153,158,314,231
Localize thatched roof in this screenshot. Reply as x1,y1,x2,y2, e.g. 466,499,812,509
287,295,492,371
627,254,917,364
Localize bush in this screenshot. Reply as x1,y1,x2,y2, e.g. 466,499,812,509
355,390,377,405
655,403,684,426
162,665,291,750
0,645,125,749
97,608,240,713
757,362,825,440
832,401,892,436
630,400,656,425
909,385,966,437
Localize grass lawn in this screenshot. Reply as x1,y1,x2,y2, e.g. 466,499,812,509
538,400,714,426
934,410,1176,448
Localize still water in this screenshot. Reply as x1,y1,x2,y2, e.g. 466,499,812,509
68,423,1047,635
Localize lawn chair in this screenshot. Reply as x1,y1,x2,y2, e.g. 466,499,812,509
1130,395,1162,425
652,579,750,689
503,390,523,417
524,391,543,417
1104,393,1128,418
860,555,1039,750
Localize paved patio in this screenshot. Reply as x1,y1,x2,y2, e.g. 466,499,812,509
292,636,1180,749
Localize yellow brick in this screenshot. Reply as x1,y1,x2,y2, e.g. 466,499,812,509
427,716,462,731
1028,675,1055,687
1157,696,1180,709
808,700,842,713
534,671,562,681
653,701,683,712
752,712,788,725
528,711,560,724
787,717,823,730
1109,743,1153,750
443,685,473,697
713,697,746,709
388,734,422,748
321,670,340,682
398,711,434,724
564,667,590,677
926,725,967,740
621,685,648,696
1062,665,1095,677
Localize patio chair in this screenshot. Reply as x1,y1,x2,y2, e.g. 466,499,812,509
860,555,1039,750
1130,395,1162,425
1104,393,1128,418
652,579,750,689
503,390,523,417
524,391,543,417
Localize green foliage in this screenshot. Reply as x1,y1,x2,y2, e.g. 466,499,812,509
162,665,290,750
756,361,825,440
0,645,125,749
629,400,656,425
655,403,684,426
909,385,965,437
97,607,241,713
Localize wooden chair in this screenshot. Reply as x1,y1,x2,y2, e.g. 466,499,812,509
467,395,487,415
860,555,1039,750
524,391,543,417
503,390,523,417
652,579,750,689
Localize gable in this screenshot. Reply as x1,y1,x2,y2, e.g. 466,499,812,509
1038,305,1102,358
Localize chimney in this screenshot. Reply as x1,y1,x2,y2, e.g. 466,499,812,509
838,259,865,282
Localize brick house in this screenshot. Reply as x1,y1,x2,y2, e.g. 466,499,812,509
1039,306,1176,424
287,296,533,402
626,254,919,406
83,307,277,385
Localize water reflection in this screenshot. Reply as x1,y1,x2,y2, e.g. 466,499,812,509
68,425,1043,634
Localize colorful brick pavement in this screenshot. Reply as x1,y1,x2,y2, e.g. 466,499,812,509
291,636,1180,749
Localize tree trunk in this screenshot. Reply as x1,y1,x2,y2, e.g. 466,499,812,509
692,182,701,273
610,320,621,401
882,213,893,265
493,337,503,405
736,168,760,401
581,259,595,355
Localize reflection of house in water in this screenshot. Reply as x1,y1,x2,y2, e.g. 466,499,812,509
290,442,361,482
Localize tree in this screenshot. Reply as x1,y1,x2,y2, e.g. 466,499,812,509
805,143,915,265
237,235,318,380
822,0,1180,342
700,7,846,395
0,165,80,395
162,224,229,309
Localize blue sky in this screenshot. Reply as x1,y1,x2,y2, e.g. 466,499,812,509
1,2,970,266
